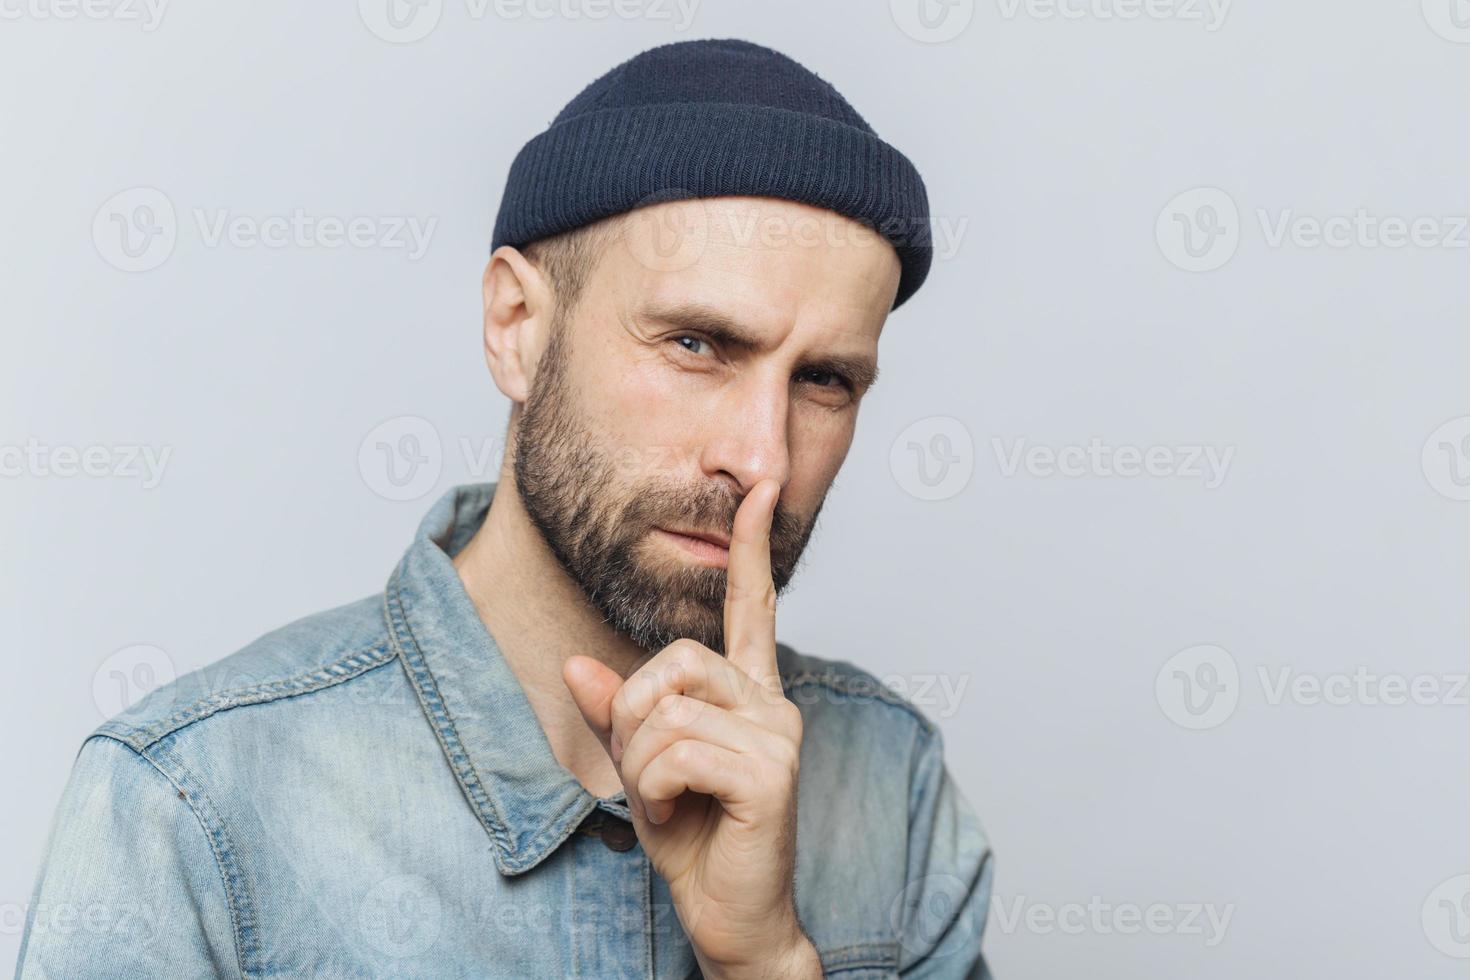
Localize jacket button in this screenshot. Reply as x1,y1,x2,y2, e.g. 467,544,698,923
599,816,639,852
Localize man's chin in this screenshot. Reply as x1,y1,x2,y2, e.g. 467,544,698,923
617,559,725,652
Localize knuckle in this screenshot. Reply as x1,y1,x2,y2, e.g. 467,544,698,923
755,674,786,705
631,667,662,702
693,642,726,672
609,687,631,727
734,678,770,714
730,680,757,713
651,693,701,730
778,701,804,740
668,643,701,679
769,737,801,775
650,694,679,724
669,739,704,770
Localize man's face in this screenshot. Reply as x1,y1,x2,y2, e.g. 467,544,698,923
512,195,902,655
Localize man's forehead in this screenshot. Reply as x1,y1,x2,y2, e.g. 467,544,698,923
610,196,902,320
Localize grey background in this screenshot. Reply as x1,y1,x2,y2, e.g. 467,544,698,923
3,1,1469,977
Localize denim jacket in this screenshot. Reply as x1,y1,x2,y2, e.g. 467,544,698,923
17,483,994,979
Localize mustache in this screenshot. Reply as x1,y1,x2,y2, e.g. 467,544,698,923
626,481,808,556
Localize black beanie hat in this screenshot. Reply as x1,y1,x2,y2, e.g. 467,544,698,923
490,38,933,310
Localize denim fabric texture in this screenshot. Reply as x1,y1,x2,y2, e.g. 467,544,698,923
17,482,993,979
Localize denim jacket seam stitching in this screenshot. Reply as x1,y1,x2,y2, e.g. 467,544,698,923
641,857,653,976
817,939,900,972
381,581,517,860
516,801,601,876
893,844,991,976
90,733,259,979
899,734,988,977
96,644,397,751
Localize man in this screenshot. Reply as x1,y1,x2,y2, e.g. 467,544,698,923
17,38,993,978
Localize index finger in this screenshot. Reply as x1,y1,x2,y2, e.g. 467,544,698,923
722,477,780,685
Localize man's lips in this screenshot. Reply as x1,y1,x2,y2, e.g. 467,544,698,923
654,526,732,567
660,526,731,549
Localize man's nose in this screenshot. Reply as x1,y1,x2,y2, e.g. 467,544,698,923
699,376,792,495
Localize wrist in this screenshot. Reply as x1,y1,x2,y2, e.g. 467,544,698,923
775,934,823,979
701,928,822,980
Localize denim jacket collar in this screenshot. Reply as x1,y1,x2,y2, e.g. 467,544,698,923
383,481,632,876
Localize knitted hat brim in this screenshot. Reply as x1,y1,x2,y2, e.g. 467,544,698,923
490,102,932,310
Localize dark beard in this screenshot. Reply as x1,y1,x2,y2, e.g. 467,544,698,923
511,315,818,655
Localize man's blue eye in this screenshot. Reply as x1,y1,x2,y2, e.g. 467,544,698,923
673,337,852,393
802,370,850,390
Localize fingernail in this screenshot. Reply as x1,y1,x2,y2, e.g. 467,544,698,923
610,732,622,763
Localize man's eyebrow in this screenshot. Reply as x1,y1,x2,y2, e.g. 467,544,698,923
637,301,880,391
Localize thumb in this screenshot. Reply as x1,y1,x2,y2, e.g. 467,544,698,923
562,654,623,759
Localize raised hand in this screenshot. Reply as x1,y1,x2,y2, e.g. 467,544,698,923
563,478,821,980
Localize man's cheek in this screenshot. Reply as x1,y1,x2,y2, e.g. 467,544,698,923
608,370,705,480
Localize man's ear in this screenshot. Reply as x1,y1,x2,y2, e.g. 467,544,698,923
481,245,553,405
